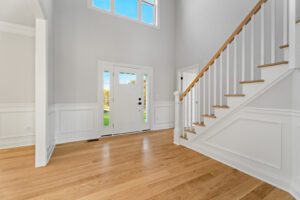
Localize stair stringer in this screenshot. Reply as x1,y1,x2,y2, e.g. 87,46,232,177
179,68,300,199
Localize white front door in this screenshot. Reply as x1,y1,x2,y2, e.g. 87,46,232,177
114,67,144,134
99,63,151,135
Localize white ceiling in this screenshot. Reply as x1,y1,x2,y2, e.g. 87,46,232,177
0,0,35,27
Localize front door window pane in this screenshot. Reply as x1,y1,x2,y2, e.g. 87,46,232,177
103,71,110,127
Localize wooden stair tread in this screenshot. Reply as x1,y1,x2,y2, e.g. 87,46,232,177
296,19,300,24
193,122,205,127
225,94,246,97
212,105,229,109
240,80,264,84
279,44,289,49
258,61,288,68
202,114,217,119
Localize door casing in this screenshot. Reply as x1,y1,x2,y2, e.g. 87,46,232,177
97,61,154,136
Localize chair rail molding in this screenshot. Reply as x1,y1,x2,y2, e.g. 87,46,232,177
0,21,35,37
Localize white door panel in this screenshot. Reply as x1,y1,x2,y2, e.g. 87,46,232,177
114,67,143,134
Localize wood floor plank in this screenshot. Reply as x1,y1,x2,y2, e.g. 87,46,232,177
0,129,294,200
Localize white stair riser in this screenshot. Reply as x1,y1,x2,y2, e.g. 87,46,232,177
261,65,289,81
242,83,266,95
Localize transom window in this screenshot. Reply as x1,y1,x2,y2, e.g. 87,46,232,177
90,0,158,27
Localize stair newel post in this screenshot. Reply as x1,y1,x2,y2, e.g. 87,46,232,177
220,53,223,106
210,66,215,116
200,77,204,124
213,60,217,107
226,44,230,94
242,26,246,82
174,91,183,145
288,0,296,68
233,37,238,94
196,82,200,124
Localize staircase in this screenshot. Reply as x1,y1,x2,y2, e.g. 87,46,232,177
174,0,300,198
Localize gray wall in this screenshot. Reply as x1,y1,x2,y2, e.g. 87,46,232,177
0,32,35,103
54,0,176,103
175,0,259,69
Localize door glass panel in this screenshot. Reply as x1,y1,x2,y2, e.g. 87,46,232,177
119,72,137,85
143,74,149,123
103,71,110,127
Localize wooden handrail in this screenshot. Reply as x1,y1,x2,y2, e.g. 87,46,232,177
180,0,266,101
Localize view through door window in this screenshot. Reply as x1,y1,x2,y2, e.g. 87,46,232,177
103,71,110,127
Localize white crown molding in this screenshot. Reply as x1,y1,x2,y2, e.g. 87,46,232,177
0,21,35,37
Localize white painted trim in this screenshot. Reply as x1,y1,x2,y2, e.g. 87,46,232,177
35,18,48,168
0,21,35,37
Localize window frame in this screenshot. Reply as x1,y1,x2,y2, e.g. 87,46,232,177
88,0,159,28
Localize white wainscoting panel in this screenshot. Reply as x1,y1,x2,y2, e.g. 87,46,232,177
0,104,35,149
153,101,175,130
183,107,300,199
206,117,282,169
55,104,99,144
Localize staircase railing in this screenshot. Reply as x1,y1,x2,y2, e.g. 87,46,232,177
174,0,297,144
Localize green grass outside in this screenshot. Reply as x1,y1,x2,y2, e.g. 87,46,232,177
103,111,147,127
104,111,110,127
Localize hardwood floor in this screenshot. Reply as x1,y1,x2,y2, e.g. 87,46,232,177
0,129,294,200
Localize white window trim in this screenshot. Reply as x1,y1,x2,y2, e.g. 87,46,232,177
87,0,160,29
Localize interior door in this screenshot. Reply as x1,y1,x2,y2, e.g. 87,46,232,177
113,67,144,134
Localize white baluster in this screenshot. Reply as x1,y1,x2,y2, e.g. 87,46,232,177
220,53,223,106
189,91,192,128
260,4,265,65
283,0,288,45
214,60,217,106
242,26,246,81
186,94,189,129
271,0,276,63
203,72,206,114
289,0,296,68
233,38,237,94
195,83,198,123
183,97,187,129
200,77,203,123
226,44,230,94
251,17,255,80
